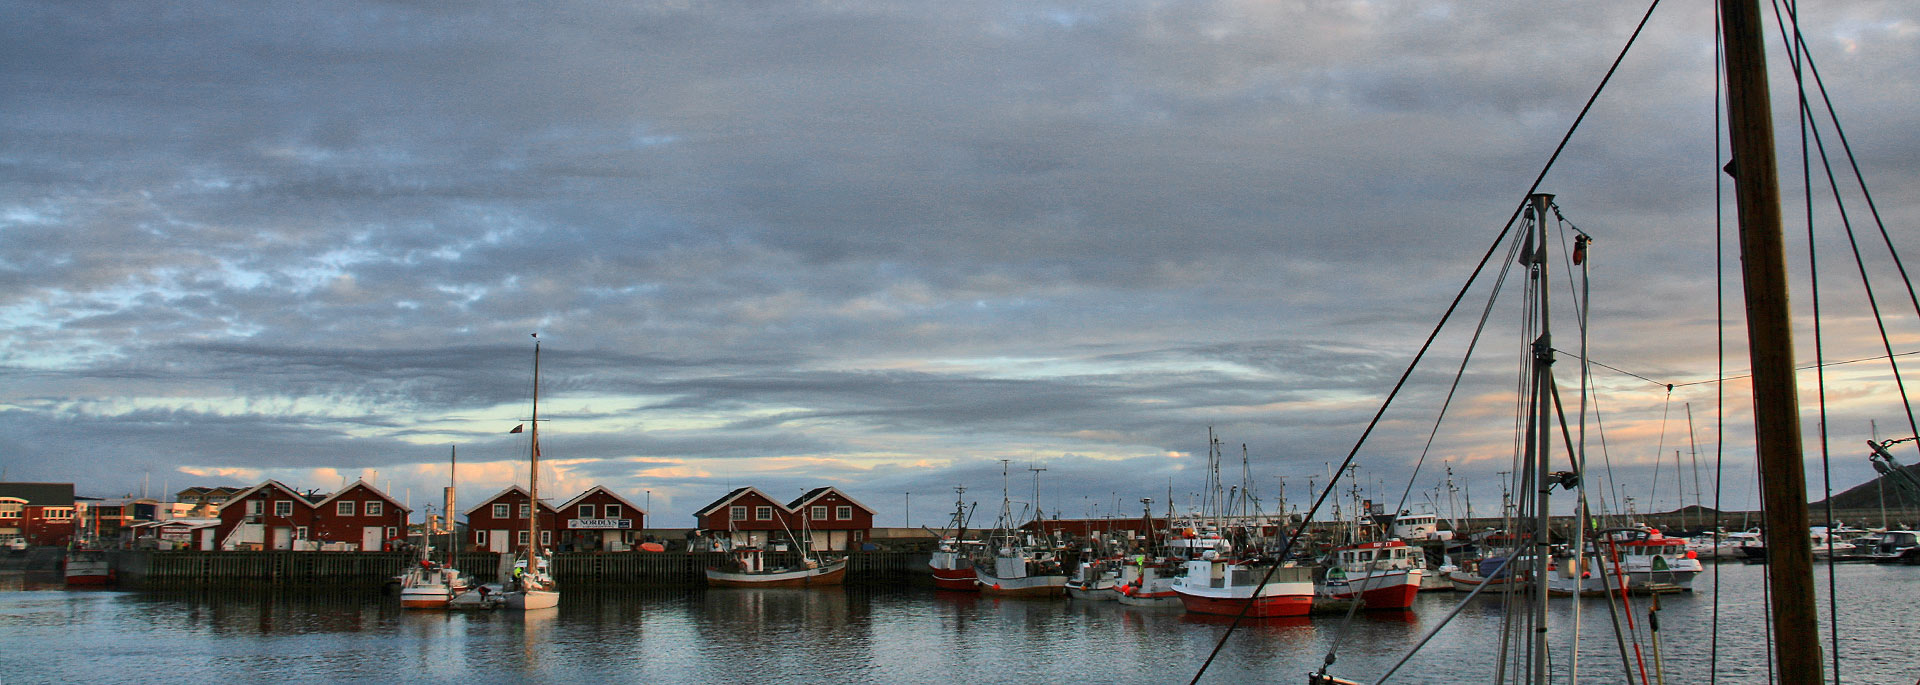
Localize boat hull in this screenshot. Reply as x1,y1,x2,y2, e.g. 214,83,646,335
707,559,848,587
400,593,452,609
1177,589,1313,618
1066,580,1115,601
1319,569,1421,610
930,563,978,591
505,589,560,610
975,570,1067,597
64,557,113,586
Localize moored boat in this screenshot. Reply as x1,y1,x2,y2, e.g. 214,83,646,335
706,547,849,587
1316,539,1422,610
928,486,980,591
975,545,1068,597
1171,556,1314,618
1546,527,1702,596
63,547,113,586
398,559,470,608
1113,556,1185,608
1065,557,1118,600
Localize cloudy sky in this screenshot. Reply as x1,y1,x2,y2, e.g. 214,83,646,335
4,1,1917,527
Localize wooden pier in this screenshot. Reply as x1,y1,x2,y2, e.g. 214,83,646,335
120,549,928,587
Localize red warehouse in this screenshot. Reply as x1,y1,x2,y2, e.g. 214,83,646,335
555,485,646,552
464,485,560,554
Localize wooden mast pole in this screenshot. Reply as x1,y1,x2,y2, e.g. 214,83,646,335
527,337,541,571
1719,1,1823,681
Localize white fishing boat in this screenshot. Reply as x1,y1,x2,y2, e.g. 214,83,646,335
1547,527,1703,596
1170,554,1314,618
63,546,113,586
1065,556,1118,600
1113,556,1185,608
1316,539,1423,610
706,547,848,587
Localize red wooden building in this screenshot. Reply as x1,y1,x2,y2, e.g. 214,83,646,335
555,485,646,552
463,485,560,554
692,486,877,551
0,482,78,547
209,480,319,550
311,481,411,551
693,487,794,549
789,487,877,551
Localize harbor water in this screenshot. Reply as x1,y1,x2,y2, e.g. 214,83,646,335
1,563,1914,683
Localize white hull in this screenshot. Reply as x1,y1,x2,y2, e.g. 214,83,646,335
505,589,559,610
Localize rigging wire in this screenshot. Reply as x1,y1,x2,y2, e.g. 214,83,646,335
1708,6,1727,681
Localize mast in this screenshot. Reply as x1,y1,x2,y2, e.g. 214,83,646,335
1525,191,1554,685
1721,0,1822,681
445,446,457,567
526,336,542,567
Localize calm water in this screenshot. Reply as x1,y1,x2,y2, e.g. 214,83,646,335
0,563,1914,684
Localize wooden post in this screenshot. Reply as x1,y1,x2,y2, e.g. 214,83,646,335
1720,0,1823,681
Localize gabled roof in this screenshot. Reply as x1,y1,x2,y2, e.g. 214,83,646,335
215,480,315,513
693,487,790,518
0,482,75,507
462,485,559,517
558,485,644,514
787,486,877,515
315,480,413,513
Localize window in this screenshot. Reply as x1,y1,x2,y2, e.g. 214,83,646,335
492,503,510,519
811,506,827,521
730,506,746,521
0,501,21,519
247,500,263,516
755,506,772,521
47,507,71,520
836,506,852,520
274,501,292,517
476,530,488,545
366,501,382,517
294,526,307,540
540,530,551,546
605,504,622,518
578,504,596,519
517,531,530,545
386,527,397,541
337,501,356,517
519,504,531,519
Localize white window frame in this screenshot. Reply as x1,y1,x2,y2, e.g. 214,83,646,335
475,530,488,545
247,500,263,516
274,500,292,517
337,501,356,517
755,506,772,521
836,506,852,520
366,501,382,517
730,506,746,521
492,503,510,519
519,504,531,519
385,526,397,541
578,504,596,519
540,530,551,546
517,531,530,545
605,504,622,518
811,506,827,521
294,526,308,540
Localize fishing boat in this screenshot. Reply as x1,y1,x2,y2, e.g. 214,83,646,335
498,336,558,611
706,546,849,587
972,461,1068,598
927,486,979,591
1170,554,1314,618
399,447,478,609
1546,527,1703,596
1447,555,1526,593
1064,556,1118,600
1113,555,1186,608
1316,539,1423,610
62,546,112,586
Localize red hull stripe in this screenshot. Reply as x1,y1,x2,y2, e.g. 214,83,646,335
1179,593,1313,618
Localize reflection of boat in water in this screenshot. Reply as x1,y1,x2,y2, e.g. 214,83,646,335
63,547,113,586
706,548,848,587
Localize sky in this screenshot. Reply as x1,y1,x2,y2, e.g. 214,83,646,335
3,1,1918,528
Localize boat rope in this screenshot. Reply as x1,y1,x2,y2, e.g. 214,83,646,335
1186,2,1669,681
1707,9,1727,681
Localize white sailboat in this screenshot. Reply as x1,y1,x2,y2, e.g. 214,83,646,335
501,335,559,611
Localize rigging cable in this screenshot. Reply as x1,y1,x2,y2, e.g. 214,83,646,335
1708,6,1726,681
1185,1,1669,682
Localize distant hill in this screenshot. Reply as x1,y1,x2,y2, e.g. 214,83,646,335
1811,461,1920,510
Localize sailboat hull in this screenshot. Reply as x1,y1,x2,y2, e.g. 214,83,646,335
506,589,560,610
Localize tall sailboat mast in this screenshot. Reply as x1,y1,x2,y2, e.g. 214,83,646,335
1720,0,1821,680
526,336,542,566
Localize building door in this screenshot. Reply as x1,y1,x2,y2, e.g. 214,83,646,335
362,526,382,551
271,527,292,550
489,530,509,553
